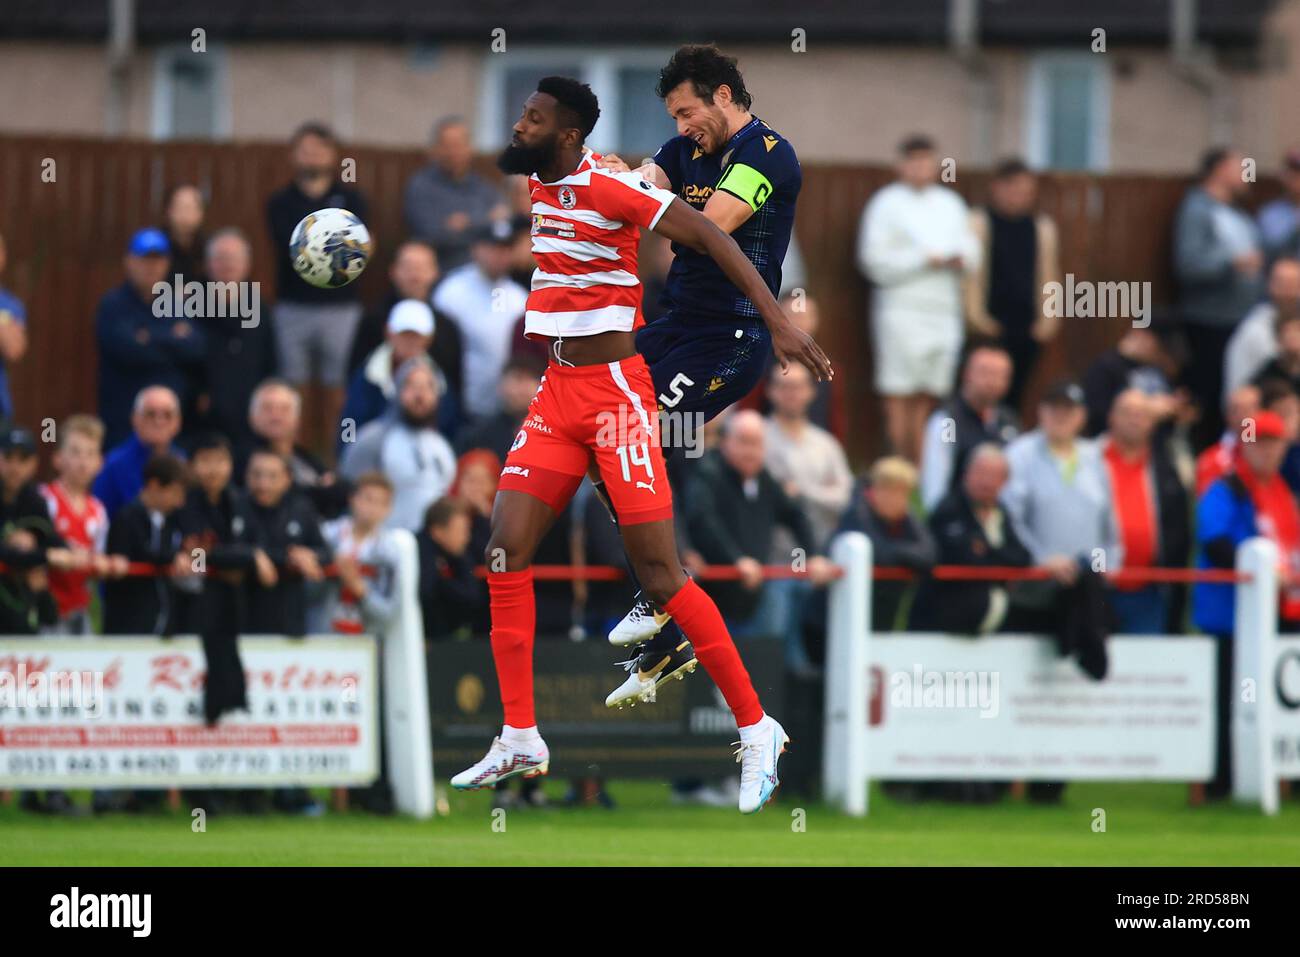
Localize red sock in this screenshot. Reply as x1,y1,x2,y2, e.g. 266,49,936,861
488,569,536,728
664,579,763,727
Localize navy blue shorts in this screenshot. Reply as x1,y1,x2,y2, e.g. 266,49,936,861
636,309,771,423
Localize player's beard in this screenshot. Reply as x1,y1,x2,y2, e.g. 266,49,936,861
497,134,559,175
400,404,438,430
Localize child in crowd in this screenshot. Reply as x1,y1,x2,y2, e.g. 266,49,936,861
323,471,402,815
323,470,400,634
243,448,329,637
101,454,189,636
40,415,129,633
417,495,482,641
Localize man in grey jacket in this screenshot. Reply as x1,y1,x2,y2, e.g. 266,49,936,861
1002,381,1119,584
339,356,456,533
1222,256,1300,403
403,117,509,272
1174,147,1265,447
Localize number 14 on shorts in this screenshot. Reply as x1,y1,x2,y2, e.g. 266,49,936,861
616,442,656,492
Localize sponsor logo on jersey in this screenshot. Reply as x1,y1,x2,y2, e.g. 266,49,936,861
558,185,577,209
532,214,576,240
502,465,531,478
707,376,725,393
524,415,552,434
683,183,714,206
691,146,704,160
763,135,779,152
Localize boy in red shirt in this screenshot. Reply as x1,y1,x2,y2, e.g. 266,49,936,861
40,415,128,633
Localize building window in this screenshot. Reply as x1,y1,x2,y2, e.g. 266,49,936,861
616,66,677,160
1025,53,1110,171
152,45,229,140
480,48,676,158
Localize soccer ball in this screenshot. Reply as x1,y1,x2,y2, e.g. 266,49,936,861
289,207,372,288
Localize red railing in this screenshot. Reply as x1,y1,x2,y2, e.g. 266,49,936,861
0,560,1253,585
476,563,1252,585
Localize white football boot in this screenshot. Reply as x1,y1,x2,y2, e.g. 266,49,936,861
735,715,789,814
608,593,672,647
450,735,550,790
605,636,698,709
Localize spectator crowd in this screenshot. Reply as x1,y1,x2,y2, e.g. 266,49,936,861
849,136,1300,803
4,118,1300,812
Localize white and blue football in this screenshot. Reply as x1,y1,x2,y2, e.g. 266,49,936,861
289,207,372,288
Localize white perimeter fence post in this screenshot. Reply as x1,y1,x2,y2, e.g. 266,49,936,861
1232,537,1279,814
381,528,435,819
824,532,871,816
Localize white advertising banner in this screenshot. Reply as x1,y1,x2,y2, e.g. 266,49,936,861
867,634,1216,781
0,636,378,788
1274,636,1300,775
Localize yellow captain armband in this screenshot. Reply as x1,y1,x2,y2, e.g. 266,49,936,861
715,163,773,212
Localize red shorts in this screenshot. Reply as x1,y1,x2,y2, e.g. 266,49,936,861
497,354,674,525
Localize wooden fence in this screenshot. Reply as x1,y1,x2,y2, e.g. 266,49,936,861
0,134,1251,464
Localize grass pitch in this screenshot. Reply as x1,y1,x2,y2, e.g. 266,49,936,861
3,781,1297,866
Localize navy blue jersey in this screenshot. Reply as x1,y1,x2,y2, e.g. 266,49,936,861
653,117,801,321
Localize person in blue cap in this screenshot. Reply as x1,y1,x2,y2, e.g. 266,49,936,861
93,227,206,447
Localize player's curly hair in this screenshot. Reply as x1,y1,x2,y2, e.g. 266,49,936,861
655,44,752,110
536,76,601,141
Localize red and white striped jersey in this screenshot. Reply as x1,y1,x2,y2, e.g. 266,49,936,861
525,151,676,339
39,481,108,618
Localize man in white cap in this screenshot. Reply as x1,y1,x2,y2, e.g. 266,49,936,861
338,298,457,453
432,219,529,422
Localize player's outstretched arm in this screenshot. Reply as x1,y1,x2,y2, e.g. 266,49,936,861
596,153,671,191
598,153,751,234
652,198,833,381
